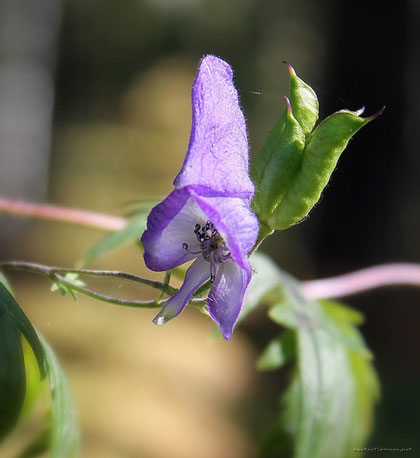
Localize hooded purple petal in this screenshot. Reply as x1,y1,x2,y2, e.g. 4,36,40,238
153,257,210,325
174,55,254,199
207,259,251,340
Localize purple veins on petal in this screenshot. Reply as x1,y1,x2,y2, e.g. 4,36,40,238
207,259,252,341
174,55,254,198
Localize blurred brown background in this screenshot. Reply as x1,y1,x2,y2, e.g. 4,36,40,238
0,0,419,456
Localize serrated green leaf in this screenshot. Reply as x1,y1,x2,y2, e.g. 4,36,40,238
272,110,377,230
320,299,364,325
39,333,80,458
257,329,295,371
347,350,380,449
80,214,147,266
288,300,377,458
252,254,379,458
320,300,371,357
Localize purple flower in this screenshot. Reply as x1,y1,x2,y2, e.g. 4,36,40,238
141,55,259,340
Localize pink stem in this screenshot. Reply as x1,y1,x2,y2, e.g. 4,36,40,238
0,197,126,231
1,197,420,299
302,263,420,299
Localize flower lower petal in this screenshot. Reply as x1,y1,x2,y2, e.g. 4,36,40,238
153,257,210,325
142,188,208,271
207,259,251,340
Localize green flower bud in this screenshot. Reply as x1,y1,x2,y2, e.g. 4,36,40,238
252,98,306,221
251,62,384,233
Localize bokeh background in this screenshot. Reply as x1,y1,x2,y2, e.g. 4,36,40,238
1,0,419,456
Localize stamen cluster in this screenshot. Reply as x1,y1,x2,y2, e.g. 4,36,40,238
183,220,231,281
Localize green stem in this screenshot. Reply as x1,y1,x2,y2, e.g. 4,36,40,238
0,261,209,309
0,261,176,295
54,273,162,308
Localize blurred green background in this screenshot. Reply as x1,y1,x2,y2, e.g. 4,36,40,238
0,0,419,456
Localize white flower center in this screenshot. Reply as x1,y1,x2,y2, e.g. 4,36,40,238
182,221,231,282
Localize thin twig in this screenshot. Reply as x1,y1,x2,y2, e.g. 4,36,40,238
0,197,126,231
54,273,162,308
301,263,420,299
0,261,192,308
0,261,176,295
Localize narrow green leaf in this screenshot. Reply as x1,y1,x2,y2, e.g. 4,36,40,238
0,283,46,378
20,337,44,418
268,299,300,329
0,306,26,440
51,273,85,301
256,329,295,371
39,333,80,458
272,109,380,229
80,215,147,266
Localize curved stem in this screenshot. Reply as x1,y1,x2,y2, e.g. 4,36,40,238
0,261,177,295
301,263,420,299
0,197,126,231
0,261,186,308
54,273,162,308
